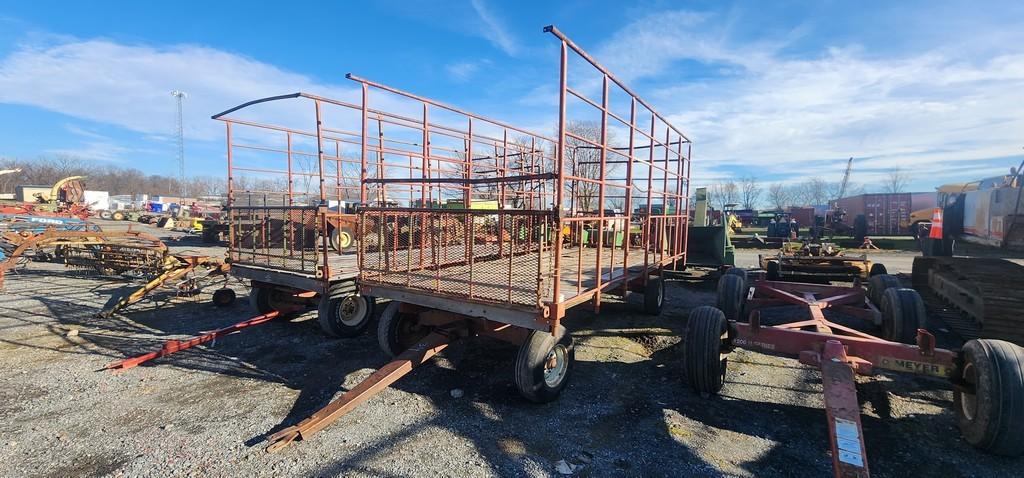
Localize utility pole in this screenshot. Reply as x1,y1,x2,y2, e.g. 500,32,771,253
171,90,188,201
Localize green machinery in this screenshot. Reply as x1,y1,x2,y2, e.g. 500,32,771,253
686,187,735,267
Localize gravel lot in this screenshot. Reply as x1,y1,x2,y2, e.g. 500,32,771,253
0,222,1021,477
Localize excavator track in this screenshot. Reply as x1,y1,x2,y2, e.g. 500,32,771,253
912,256,1024,346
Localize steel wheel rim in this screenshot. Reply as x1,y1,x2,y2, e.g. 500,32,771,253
960,362,978,421
543,344,568,387
339,231,352,249
337,296,366,326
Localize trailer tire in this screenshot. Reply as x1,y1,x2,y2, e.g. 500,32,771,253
716,273,747,321
377,301,429,357
725,267,748,282
766,261,781,281
98,210,113,220
515,328,574,403
643,277,665,315
869,263,888,277
318,282,374,338
212,288,236,307
249,286,275,314
111,211,125,221
880,288,926,344
868,274,901,307
329,226,356,253
954,339,1024,456
684,306,729,396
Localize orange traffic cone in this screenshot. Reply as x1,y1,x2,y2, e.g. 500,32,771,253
928,207,944,239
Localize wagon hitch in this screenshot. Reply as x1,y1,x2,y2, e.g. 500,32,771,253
104,311,282,370
265,329,454,453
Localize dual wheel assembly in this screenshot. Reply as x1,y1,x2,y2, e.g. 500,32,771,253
686,268,1024,458
249,280,376,338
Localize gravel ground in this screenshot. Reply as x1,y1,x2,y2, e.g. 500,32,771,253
0,222,1021,477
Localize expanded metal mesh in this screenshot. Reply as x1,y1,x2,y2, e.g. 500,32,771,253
229,200,323,276
359,209,554,307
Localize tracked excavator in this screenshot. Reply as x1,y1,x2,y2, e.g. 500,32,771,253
913,165,1024,345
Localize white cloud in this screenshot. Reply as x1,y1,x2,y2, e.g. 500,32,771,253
0,38,360,142
469,0,519,56
591,9,1024,190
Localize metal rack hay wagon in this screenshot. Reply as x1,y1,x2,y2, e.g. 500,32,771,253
686,268,1024,477
211,91,377,337
264,25,691,451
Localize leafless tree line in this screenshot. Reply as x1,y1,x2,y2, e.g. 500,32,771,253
0,155,226,198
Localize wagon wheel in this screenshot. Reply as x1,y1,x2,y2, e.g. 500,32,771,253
249,284,305,316
212,288,236,307
329,226,356,252
954,339,1024,456
643,276,665,315
377,301,430,357
515,327,574,403
716,272,747,321
684,306,730,396
879,287,926,343
318,281,375,338
868,273,901,307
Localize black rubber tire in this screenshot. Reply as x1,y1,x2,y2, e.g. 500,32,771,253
643,277,665,315
725,267,748,282
684,306,729,395
377,301,429,357
317,281,375,338
766,261,781,281
868,274,901,307
880,287,926,344
716,273,747,321
515,328,574,403
954,339,1024,456
249,286,274,314
98,210,113,220
869,263,888,277
212,288,236,307
329,226,356,253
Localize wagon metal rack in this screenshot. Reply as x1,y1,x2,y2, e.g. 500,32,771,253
212,91,377,337
687,270,1024,477
264,25,692,450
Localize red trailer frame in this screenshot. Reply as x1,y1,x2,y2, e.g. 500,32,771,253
687,274,1023,477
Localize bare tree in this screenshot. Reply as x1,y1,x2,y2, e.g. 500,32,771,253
792,178,829,206
561,120,619,212
740,176,761,210
882,170,911,193
767,182,791,210
708,181,739,211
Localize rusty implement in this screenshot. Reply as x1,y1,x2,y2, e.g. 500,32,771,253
96,256,230,318
265,330,453,453
105,311,281,370
1,228,168,274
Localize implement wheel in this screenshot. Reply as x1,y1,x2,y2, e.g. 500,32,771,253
716,273,747,321
955,339,1024,456
112,211,125,221
867,273,901,307
318,281,375,338
329,226,356,253
515,328,574,403
766,261,781,281
212,288,236,307
684,306,729,396
643,277,665,315
880,287,925,343
869,263,888,277
377,302,430,357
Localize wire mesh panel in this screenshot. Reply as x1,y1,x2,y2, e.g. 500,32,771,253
229,196,323,276
359,208,555,307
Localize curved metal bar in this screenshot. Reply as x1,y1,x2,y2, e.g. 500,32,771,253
210,93,302,120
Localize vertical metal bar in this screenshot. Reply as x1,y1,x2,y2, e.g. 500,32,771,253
315,100,329,282
225,122,235,262
644,113,655,281
683,142,691,266
360,84,369,204
594,74,609,310
622,98,635,289
286,131,294,205
551,40,568,307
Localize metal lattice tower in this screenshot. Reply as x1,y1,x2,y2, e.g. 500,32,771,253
171,90,188,199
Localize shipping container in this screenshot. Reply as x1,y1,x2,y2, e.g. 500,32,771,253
832,193,916,236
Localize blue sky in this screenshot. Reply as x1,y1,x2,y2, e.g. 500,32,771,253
0,0,1022,192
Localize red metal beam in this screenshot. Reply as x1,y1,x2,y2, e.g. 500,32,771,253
105,311,281,370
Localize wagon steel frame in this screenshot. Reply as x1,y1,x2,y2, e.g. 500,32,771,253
263,24,692,451
357,24,691,333
715,279,961,477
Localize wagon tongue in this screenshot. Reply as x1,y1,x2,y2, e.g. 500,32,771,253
264,331,453,453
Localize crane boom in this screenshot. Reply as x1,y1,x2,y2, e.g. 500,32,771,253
837,157,853,200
